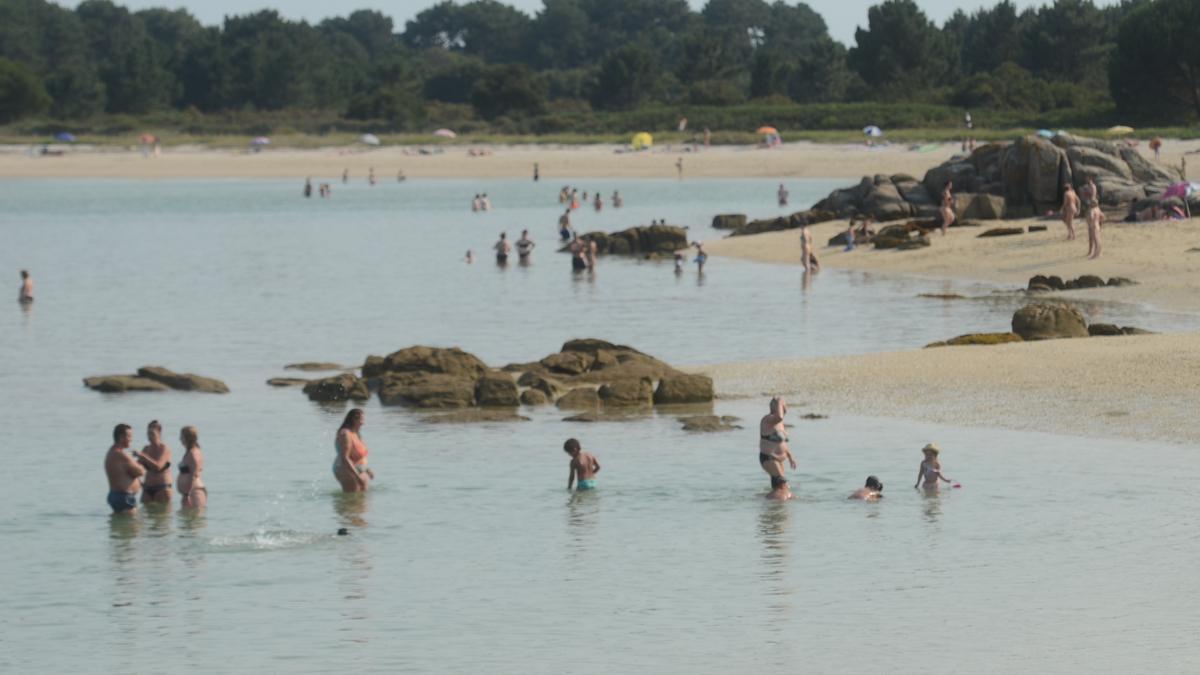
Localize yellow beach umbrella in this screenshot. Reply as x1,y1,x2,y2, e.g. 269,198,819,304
1106,125,1135,136
631,132,653,150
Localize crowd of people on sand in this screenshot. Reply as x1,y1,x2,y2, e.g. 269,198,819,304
100,397,958,514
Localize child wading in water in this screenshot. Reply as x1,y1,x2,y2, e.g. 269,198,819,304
564,438,601,490
915,443,953,490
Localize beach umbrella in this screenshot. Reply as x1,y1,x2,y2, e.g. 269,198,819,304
631,131,653,150
360,133,381,146
55,132,76,142
1106,125,1135,136
756,126,778,135
863,125,883,138
139,133,157,144
432,128,457,138
251,136,270,146
1036,129,1054,138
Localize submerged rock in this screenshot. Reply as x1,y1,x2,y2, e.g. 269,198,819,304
303,373,368,402
678,415,742,432
267,378,309,387
85,366,229,394
83,375,170,393
378,372,475,408
653,374,715,405
421,409,530,424
925,332,1023,348
284,362,344,372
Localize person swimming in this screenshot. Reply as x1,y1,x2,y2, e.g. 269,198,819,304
334,408,374,492
849,476,883,501
563,438,600,490
137,420,173,504
759,396,797,493
915,443,952,490
178,425,207,508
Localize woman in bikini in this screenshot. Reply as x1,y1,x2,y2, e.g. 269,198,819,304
137,420,173,504
914,443,952,491
178,426,206,509
334,408,374,492
940,181,956,235
759,397,797,496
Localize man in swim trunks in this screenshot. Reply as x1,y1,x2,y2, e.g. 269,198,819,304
18,270,34,304
494,232,511,265
564,438,600,490
559,209,573,241
104,424,144,514
1060,183,1080,241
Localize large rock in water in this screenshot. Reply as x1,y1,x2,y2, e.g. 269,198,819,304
382,346,488,379
84,375,170,393
475,372,519,407
1011,302,1089,340
653,374,715,404
303,373,369,402
598,379,653,407
378,372,476,408
711,214,747,230
578,225,687,256
137,366,230,393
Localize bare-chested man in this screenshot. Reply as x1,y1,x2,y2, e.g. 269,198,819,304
564,438,601,490
18,270,33,304
105,424,144,514
494,232,511,265
1060,183,1080,241
800,224,820,272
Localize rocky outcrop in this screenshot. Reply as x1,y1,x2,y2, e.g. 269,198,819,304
575,225,687,256
556,387,601,409
1011,302,1089,340
85,366,229,394
727,209,838,237
799,134,1182,224
872,223,929,250
1088,323,1155,337
519,389,549,406
285,362,344,371
679,415,742,432
383,346,488,379
925,333,1023,348
378,372,475,408
598,379,653,407
1027,275,1137,291
475,372,519,407
712,214,747,230
303,373,369,402
267,377,309,387
653,374,715,404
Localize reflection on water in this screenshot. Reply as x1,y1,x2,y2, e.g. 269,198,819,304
334,492,370,529
757,501,790,580
921,490,944,524
143,502,173,538
108,516,140,611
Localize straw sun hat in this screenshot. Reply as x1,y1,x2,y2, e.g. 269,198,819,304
922,442,941,454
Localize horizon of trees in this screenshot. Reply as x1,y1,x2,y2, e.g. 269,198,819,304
0,0,1197,129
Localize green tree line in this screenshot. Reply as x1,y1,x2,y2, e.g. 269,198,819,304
0,0,1197,130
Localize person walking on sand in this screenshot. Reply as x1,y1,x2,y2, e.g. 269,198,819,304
18,270,33,304
914,443,952,491
759,397,797,498
800,223,820,272
849,476,884,501
105,424,144,514
178,426,207,509
333,408,374,493
1087,205,1105,259
563,438,600,491
1060,183,1080,241
494,231,511,265
940,181,956,235
1150,137,1162,161
778,183,789,207
137,420,173,505
516,229,535,264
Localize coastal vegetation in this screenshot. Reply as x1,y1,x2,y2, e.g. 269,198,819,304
1,0,1197,138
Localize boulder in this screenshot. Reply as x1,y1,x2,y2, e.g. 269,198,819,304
653,374,715,404
897,234,931,250
1028,274,1067,290
961,194,1005,220
1000,136,1071,214
556,387,601,410
580,225,687,256
978,227,1024,237
518,373,563,398
1119,147,1181,185
924,161,978,196
862,178,914,221
873,224,913,249
1067,146,1133,182
678,415,742,432
84,375,170,393
1052,133,1118,154
540,351,593,375
1087,323,1123,337
1028,224,1048,232
1121,326,1154,335
925,332,1023,348
136,366,229,393
303,373,369,402
382,346,488,379
598,378,653,407
475,372,519,407
284,362,344,372
421,410,530,424
267,378,308,387
378,372,475,408
1011,302,1089,340
896,179,935,207
1027,283,1053,293
519,389,549,406
362,355,386,378
1094,177,1145,208
1107,277,1136,287
1066,274,1106,289
712,214,747,230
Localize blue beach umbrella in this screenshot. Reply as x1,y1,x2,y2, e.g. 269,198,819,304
1036,129,1054,138
55,132,77,142
863,125,883,138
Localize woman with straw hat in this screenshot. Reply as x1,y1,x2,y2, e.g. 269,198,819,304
914,443,953,491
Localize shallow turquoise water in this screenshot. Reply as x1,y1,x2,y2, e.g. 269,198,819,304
1,178,1198,672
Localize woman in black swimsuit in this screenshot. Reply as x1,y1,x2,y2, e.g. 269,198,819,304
137,420,173,504
758,397,797,495
178,426,206,509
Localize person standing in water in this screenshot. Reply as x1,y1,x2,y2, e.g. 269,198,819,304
692,241,708,273
558,209,573,242
533,163,540,182
303,177,312,198
18,270,34,304
777,183,789,207
494,231,511,265
759,397,796,496
612,190,623,208
1060,183,1080,241
137,420,173,504
342,168,349,184
849,476,883,501
914,443,952,491
333,408,373,493
593,192,603,212
564,438,600,490
368,167,377,186
800,224,820,272
940,181,956,235
178,426,206,509
516,229,535,264
105,424,144,514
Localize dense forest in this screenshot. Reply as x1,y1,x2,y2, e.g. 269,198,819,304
0,0,1197,134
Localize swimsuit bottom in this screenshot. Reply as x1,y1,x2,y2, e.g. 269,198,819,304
572,257,588,271
143,483,173,498
107,491,137,513
496,254,508,263
576,479,596,490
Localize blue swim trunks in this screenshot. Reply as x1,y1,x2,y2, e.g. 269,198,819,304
107,491,137,513
576,479,597,490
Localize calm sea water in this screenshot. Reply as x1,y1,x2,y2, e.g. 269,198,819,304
1,178,1198,673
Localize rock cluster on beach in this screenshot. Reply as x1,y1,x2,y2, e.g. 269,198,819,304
298,340,714,419
723,133,1187,237
84,366,229,393
573,224,688,256
926,301,1153,347
1026,274,1136,292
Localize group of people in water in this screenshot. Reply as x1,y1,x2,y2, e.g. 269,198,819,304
758,396,954,501
558,186,623,212
104,420,206,513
